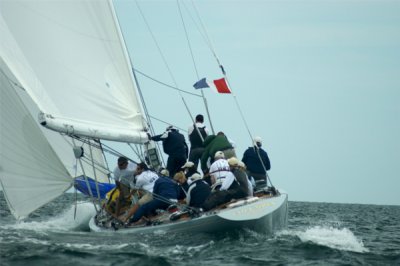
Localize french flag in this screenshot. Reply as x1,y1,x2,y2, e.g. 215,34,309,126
193,77,231,94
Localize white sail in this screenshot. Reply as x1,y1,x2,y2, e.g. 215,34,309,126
0,0,148,143
15,88,111,183
0,2,114,220
0,14,110,184
0,58,72,220
17,84,111,183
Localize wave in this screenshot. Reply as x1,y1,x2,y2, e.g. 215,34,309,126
278,225,369,253
1,201,96,232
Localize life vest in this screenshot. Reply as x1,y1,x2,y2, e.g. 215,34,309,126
106,187,119,203
104,187,131,210
189,125,207,149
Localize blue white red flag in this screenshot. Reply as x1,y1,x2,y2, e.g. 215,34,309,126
193,77,231,94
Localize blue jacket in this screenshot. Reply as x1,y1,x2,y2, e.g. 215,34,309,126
152,129,188,158
152,176,179,200
187,179,211,208
242,146,271,174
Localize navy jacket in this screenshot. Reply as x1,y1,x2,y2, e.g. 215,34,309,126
152,129,188,158
187,180,211,208
242,146,271,174
152,175,179,200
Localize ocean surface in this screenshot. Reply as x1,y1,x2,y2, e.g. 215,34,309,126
0,193,399,266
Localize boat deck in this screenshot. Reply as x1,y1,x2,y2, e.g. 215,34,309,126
94,187,282,231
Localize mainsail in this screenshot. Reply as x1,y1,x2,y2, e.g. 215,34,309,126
0,0,149,143
0,0,145,219
0,6,110,183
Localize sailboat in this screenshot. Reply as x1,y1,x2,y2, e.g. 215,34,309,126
0,0,288,234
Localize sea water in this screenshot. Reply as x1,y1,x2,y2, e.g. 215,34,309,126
0,193,399,265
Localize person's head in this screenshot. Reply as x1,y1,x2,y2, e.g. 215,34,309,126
135,162,148,175
238,161,246,170
227,157,240,169
159,168,170,177
195,114,204,123
166,125,178,133
117,157,128,170
173,171,187,185
214,151,225,160
253,136,262,147
217,131,225,136
188,173,202,182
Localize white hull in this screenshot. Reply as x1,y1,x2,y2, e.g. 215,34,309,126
89,191,288,235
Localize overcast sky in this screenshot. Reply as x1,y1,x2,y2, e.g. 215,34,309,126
113,0,400,206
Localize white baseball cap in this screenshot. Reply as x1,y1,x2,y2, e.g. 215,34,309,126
189,173,202,181
214,151,225,159
181,161,195,169
254,136,262,144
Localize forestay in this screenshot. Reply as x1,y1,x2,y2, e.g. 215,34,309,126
0,0,148,143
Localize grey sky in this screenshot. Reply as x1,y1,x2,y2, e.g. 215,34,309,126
113,0,400,205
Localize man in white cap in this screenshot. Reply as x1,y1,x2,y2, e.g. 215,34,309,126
208,151,230,190
241,136,271,187
202,157,249,211
151,126,188,178
186,173,211,208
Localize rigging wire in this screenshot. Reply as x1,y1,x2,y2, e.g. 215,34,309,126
189,1,274,186
98,140,112,182
148,115,187,133
190,0,225,74
113,2,165,168
73,158,78,220
87,139,102,201
134,0,179,91
177,0,215,135
189,0,253,142
253,146,274,187
60,135,111,175
128,143,144,162
131,66,166,167
71,138,99,212
133,68,202,98
69,135,139,164
134,0,199,139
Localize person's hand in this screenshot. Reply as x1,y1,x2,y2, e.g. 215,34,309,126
203,169,210,176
